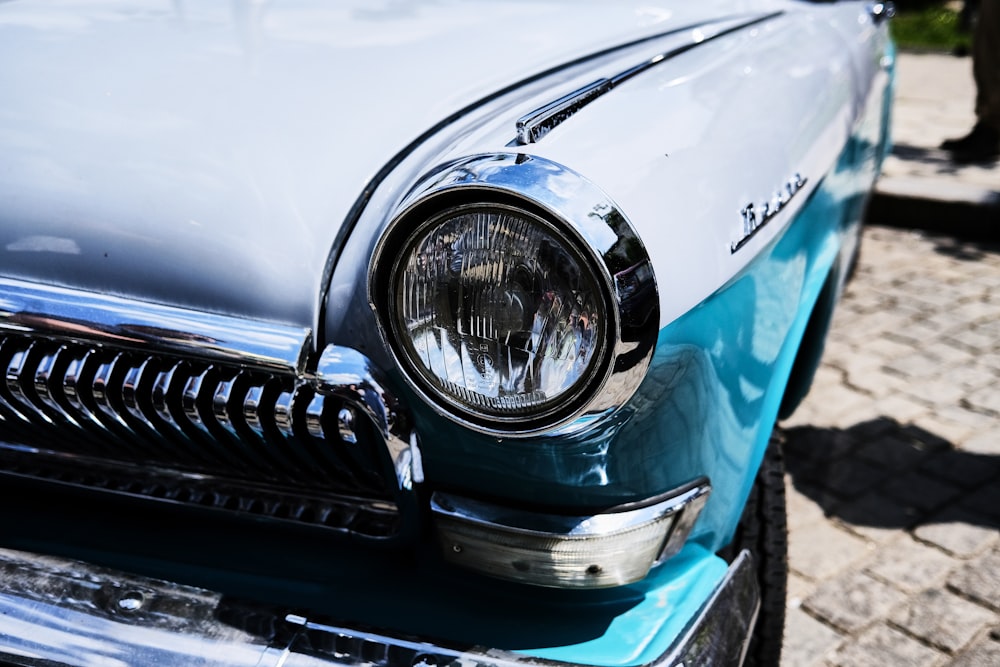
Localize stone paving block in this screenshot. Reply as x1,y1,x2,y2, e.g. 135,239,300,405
858,333,915,361
911,413,975,447
920,339,978,368
787,572,817,609
780,406,820,430
935,405,999,436
950,302,1000,326
945,362,999,392
842,366,913,399
804,570,907,633
950,633,1000,667
915,507,999,559
949,329,999,356
838,352,886,380
811,362,847,388
949,549,1000,612
873,393,931,424
963,387,1000,420
829,392,885,429
977,352,1000,373
781,607,842,667
881,470,962,513
789,519,872,581
885,298,932,322
902,378,967,408
827,622,946,667
785,478,827,532
885,353,942,380
864,535,958,593
911,295,960,318
972,318,1000,340
960,428,1000,456
890,588,997,653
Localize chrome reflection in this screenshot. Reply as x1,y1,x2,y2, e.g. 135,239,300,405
370,153,659,437
314,345,422,492
0,277,310,373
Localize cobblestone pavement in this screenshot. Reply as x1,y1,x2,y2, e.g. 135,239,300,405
778,224,1000,666
881,52,998,194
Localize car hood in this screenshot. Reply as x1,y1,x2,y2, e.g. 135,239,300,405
0,0,785,336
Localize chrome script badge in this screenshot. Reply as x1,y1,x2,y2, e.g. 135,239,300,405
731,173,807,253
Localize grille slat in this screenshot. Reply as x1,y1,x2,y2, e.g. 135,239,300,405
148,361,229,470
4,344,50,427
0,334,410,539
0,279,415,540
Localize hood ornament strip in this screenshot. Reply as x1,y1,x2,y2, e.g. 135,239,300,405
515,12,782,145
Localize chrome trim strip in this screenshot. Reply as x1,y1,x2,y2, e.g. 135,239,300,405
656,482,711,563
515,12,782,145
0,546,758,667
370,153,659,437
516,78,612,144
0,278,311,374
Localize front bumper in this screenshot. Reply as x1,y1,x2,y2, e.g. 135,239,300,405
0,547,758,667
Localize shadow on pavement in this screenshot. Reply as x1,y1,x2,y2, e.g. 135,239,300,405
889,142,967,175
780,417,1000,531
929,233,1000,261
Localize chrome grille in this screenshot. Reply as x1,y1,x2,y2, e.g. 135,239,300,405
0,279,418,539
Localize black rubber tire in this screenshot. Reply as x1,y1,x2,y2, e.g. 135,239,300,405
723,435,788,667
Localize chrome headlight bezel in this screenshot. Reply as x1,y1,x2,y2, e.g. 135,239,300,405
369,153,658,438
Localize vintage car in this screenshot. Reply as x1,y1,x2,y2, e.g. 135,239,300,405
0,0,893,664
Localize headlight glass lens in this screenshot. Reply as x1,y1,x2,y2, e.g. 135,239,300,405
391,204,606,422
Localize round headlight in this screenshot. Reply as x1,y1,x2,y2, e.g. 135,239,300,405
370,153,659,437
389,202,608,427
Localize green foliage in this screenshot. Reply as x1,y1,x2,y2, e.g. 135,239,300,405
890,5,972,52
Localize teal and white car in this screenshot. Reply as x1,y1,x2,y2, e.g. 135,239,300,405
0,1,893,665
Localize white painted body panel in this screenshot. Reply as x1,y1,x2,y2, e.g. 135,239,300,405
0,0,802,332
526,4,886,325
325,3,889,353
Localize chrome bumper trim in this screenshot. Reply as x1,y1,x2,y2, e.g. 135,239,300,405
0,547,758,667
430,481,710,589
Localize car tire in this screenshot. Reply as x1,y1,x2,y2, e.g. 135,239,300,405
724,434,788,667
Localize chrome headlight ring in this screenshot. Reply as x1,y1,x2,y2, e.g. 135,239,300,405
369,153,658,437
